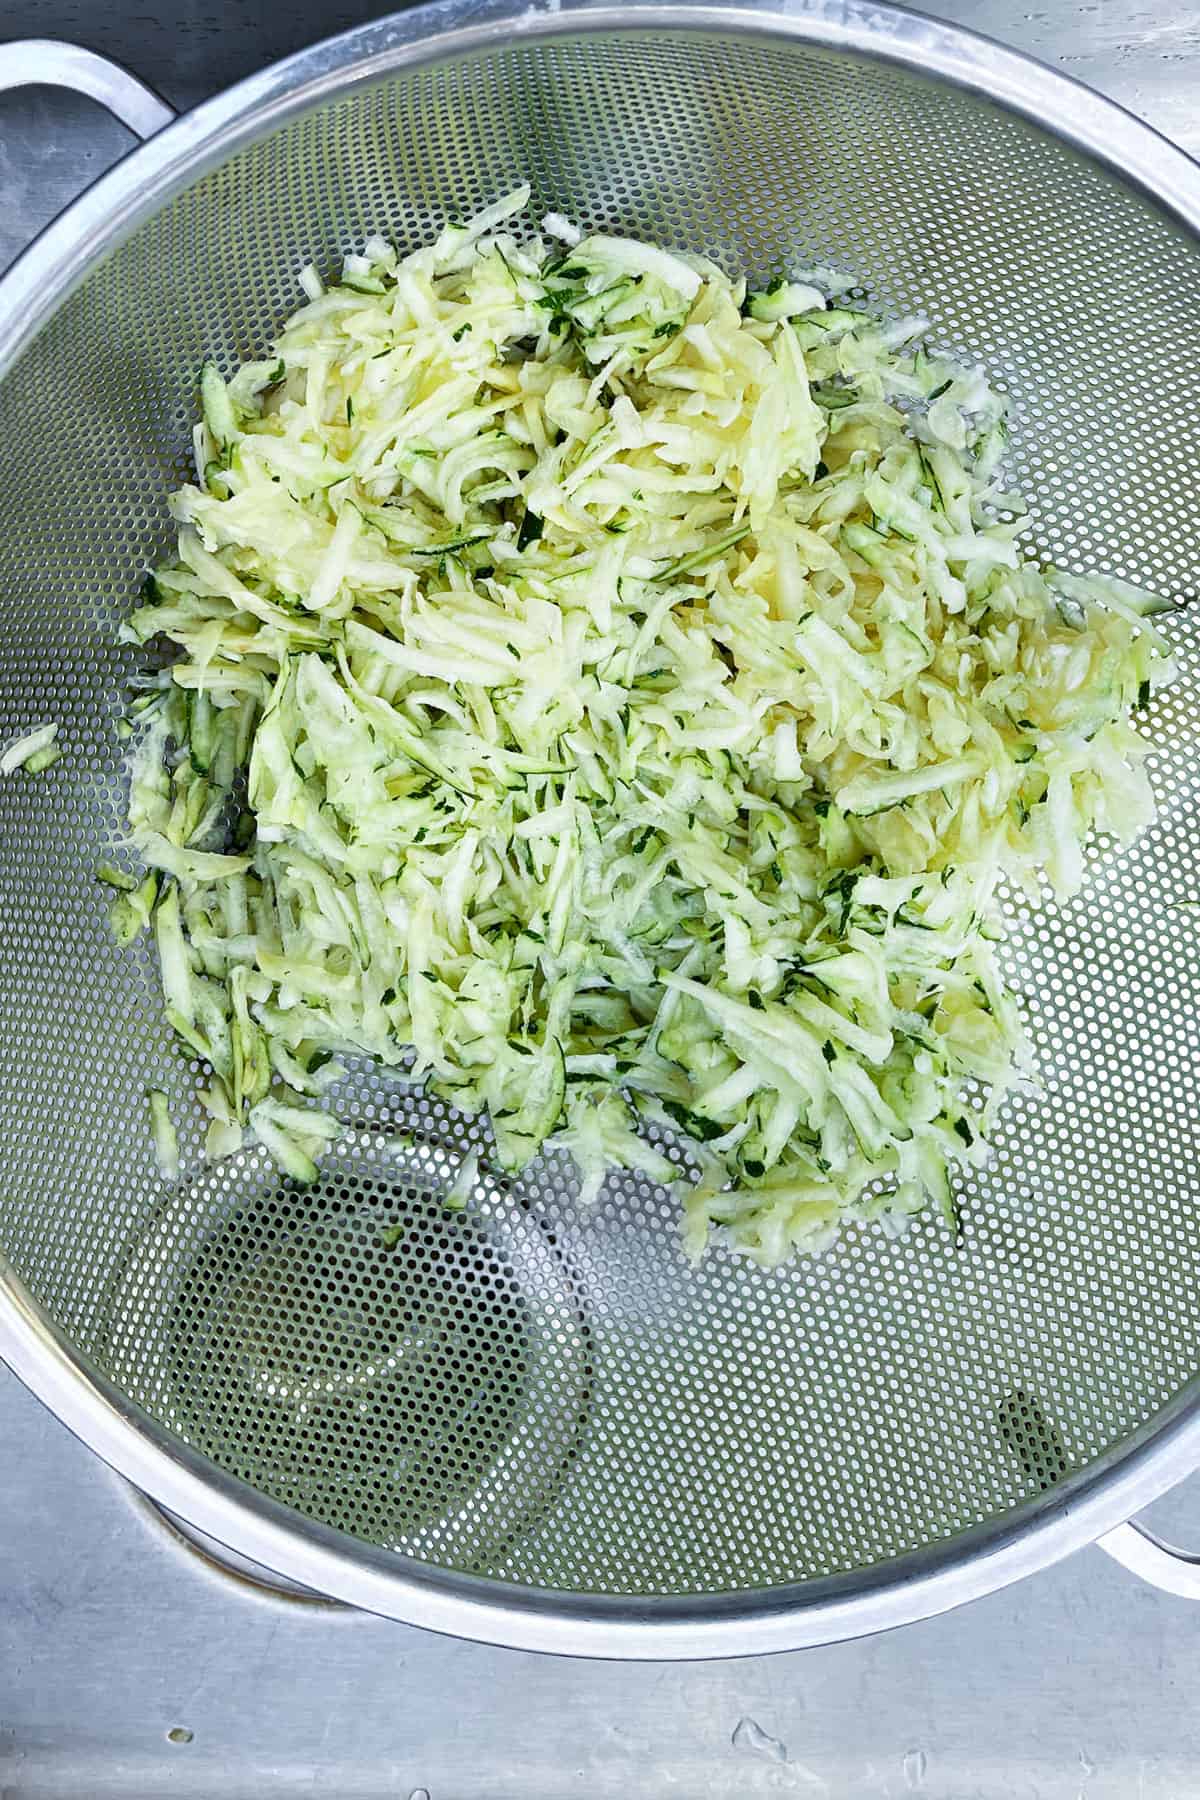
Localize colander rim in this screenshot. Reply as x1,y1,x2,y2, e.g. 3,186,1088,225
4,0,1200,1655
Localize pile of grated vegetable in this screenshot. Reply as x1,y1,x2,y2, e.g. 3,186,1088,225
110,184,1172,1265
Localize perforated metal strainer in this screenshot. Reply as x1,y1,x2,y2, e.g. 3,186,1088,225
3,0,1200,1658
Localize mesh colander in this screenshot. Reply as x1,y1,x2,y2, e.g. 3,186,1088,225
3,0,1200,1659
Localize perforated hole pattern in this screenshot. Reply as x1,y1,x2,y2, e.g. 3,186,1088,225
1,29,1200,1599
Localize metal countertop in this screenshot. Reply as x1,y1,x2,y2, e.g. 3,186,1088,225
1,2,1199,1794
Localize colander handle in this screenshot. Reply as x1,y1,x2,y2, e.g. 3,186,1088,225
0,39,173,140
1097,1520,1200,1599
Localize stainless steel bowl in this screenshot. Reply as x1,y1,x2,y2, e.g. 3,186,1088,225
3,0,1200,1657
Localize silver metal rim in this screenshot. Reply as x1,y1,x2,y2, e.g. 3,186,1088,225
4,0,1200,1655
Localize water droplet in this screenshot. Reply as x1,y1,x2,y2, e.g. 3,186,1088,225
166,1727,194,1746
407,1790,431,1800
903,1747,926,1789
732,1717,788,1764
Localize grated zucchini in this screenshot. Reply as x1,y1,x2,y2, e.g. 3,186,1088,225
113,192,1171,1262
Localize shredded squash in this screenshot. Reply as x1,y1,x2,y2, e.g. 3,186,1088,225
113,187,1172,1264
